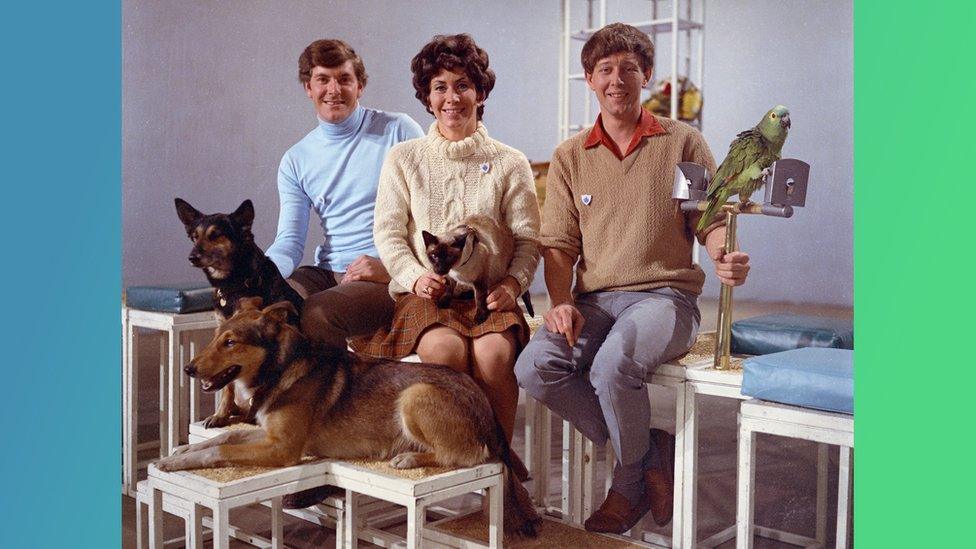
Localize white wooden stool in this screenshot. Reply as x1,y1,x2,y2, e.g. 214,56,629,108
146,459,339,549
187,421,505,548
736,399,853,549
525,332,712,548
122,307,219,496
135,479,287,549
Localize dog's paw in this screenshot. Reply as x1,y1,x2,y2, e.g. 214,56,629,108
389,452,423,470
170,443,193,456
154,456,182,472
203,414,237,429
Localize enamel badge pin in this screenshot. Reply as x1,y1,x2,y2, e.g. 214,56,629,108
480,162,490,173
581,194,592,206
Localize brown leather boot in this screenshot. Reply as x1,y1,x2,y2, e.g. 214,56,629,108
583,489,651,534
645,428,676,526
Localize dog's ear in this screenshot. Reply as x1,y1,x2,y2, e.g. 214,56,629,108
262,301,297,325
238,296,264,311
422,230,438,249
230,199,255,234
175,198,203,229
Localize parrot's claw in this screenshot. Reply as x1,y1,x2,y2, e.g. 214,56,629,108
761,167,772,180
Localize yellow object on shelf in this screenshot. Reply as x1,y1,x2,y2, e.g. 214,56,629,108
642,76,703,122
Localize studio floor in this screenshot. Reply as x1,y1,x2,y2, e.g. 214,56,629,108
121,297,853,548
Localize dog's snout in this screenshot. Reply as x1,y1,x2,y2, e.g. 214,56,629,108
188,250,201,264
184,362,197,377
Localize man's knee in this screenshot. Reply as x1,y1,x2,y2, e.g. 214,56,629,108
302,290,342,325
514,335,567,395
589,352,647,394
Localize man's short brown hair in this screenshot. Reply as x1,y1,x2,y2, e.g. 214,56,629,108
581,23,655,75
298,39,368,87
410,34,495,120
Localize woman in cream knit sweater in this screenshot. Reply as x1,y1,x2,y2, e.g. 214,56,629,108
359,34,540,442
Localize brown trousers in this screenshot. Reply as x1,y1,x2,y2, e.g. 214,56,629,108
287,266,395,349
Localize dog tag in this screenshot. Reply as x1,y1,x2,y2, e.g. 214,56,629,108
581,194,592,206
219,297,227,307
480,162,490,174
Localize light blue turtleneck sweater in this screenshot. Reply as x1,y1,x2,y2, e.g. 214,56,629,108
266,104,424,278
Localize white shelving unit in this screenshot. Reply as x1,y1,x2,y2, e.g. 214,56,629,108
558,0,706,141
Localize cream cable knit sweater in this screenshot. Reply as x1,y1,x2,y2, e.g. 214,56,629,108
374,122,541,297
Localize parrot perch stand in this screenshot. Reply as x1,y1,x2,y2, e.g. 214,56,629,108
672,159,810,370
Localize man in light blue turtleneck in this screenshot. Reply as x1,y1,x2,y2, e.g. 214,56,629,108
266,39,423,360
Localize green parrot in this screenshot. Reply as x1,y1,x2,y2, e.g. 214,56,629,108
695,105,791,232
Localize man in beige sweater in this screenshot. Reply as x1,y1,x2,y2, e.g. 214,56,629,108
515,23,751,534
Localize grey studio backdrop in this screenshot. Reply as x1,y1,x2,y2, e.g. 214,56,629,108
123,0,852,306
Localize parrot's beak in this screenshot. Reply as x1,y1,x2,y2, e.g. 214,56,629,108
781,113,791,129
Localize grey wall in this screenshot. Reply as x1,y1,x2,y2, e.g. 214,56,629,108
124,0,852,306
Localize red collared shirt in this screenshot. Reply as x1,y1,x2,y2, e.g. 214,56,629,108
584,108,666,160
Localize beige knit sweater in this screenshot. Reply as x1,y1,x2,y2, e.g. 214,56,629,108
374,122,541,296
541,116,721,296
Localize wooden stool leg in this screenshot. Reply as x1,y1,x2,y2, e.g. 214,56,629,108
189,334,201,424
167,330,181,455
334,507,345,549
343,490,359,549
148,487,164,549
270,496,284,549
671,382,687,547
125,319,139,496
815,443,829,545
836,446,853,549
488,476,503,548
187,503,204,549
212,505,230,549
135,494,146,549
735,415,756,549
680,383,699,548
530,401,551,507
157,336,168,458
406,502,425,549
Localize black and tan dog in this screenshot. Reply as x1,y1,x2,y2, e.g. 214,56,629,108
175,198,303,428
155,298,540,537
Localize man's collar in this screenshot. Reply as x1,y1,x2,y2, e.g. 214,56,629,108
584,107,667,151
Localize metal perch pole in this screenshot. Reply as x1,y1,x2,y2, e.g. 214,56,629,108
673,159,810,370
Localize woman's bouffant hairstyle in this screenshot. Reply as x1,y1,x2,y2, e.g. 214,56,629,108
298,39,368,87
411,34,495,120
581,23,655,75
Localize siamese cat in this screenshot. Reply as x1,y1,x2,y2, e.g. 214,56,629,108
421,215,535,324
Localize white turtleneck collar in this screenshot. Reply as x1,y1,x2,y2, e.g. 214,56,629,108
427,121,488,159
317,104,366,140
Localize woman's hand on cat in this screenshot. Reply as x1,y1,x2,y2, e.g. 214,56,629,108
342,255,392,284
414,271,447,299
487,276,521,312
544,303,585,348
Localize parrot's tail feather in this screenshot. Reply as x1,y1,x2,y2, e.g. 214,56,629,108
696,198,722,233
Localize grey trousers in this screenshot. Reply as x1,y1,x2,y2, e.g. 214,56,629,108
515,288,700,502
288,265,395,349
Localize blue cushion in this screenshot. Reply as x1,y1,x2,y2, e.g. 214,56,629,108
125,284,213,313
742,347,853,414
731,314,853,356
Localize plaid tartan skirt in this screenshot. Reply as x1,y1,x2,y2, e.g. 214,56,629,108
350,294,530,359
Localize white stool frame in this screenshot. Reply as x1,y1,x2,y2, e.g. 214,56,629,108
736,400,853,549
122,307,219,497
183,421,505,549
678,364,831,548
524,348,834,548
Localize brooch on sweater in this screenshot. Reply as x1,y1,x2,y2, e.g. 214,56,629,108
581,194,592,206
480,162,490,174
